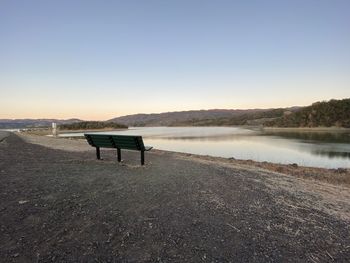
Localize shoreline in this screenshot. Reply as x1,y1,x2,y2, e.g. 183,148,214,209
18,132,350,186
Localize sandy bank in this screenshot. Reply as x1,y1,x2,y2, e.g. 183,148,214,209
20,132,350,186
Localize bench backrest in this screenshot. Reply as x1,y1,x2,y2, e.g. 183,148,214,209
84,134,115,148
111,135,145,151
84,134,146,151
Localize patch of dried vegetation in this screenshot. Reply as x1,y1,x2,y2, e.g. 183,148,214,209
168,151,350,187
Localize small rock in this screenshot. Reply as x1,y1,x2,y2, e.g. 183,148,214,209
13,253,19,258
336,168,347,174
18,200,29,205
276,167,284,172
289,163,298,168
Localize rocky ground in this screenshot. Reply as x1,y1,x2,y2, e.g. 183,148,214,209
0,132,349,262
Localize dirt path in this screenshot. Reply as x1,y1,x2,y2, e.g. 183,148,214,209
0,132,349,262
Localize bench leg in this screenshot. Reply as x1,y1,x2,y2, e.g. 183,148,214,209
96,147,101,160
141,150,145,165
117,148,121,162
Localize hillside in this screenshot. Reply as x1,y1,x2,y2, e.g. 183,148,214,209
108,108,299,126
109,99,350,127
265,98,350,128
168,108,291,126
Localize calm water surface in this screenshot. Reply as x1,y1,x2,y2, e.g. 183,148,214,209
61,127,350,168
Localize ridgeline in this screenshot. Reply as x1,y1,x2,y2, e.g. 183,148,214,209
1,98,348,129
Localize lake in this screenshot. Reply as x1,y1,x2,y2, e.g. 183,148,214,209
60,127,350,169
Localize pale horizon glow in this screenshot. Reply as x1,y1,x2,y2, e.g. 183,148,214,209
1,0,349,120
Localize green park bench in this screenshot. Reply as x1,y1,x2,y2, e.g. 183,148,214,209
84,134,153,165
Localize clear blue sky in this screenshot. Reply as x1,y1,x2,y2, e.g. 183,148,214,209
1,0,349,120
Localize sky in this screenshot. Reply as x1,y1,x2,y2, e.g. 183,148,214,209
1,0,349,120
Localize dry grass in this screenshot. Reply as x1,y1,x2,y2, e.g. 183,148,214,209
170,151,350,187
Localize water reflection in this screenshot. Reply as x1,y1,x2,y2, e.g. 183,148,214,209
158,133,257,142
311,150,350,158
262,130,350,144
60,127,350,168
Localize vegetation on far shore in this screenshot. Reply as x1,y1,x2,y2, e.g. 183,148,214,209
59,121,128,130
265,98,350,128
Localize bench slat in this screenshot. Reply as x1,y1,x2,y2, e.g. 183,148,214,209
93,143,115,148
113,138,138,143
115,142,138,147
88,139,113,143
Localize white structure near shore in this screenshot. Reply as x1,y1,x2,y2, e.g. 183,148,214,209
52,122,58,137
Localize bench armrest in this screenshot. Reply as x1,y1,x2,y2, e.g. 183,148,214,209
144,146,153,151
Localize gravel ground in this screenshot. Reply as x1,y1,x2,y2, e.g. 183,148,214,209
0,131,349,262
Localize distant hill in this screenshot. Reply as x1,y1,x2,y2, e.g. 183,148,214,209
0,118,82,129
109,108,301,127
264,98,350,128
59,121,127,130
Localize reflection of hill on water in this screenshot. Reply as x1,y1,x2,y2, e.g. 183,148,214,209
262,131,350,144
147,133,258,142
311,150,350,159
297,141,350,159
